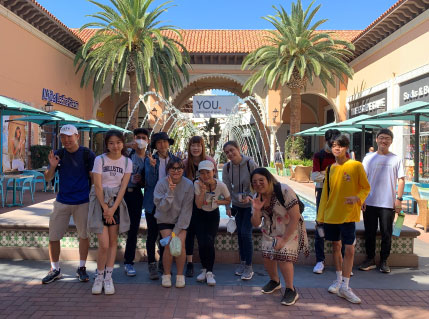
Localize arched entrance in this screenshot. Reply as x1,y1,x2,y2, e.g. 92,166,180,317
279,93,337,155
168,75,271,165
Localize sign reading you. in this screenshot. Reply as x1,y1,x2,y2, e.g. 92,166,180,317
193,95,238,118
42,88,79,109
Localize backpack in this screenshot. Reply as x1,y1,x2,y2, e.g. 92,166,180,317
273,182,305,214
226,160,251,174
56,147,92,186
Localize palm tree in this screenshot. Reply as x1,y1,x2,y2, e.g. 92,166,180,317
74,0,190,130
242,0,354,134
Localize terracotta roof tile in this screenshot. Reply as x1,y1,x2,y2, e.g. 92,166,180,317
351,0,406,42
71,29,361,54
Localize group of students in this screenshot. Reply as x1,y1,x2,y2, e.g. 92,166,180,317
39,123,404,307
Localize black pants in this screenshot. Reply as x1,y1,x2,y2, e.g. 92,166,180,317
185,209,198,256
363,205,395,261
145,209,164,264
195,208,220,272
315,188,325,262
123,189,143,265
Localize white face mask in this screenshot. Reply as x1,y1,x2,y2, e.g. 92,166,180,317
136,139,148,149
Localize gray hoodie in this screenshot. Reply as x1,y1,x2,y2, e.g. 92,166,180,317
222,155,258,208
154,176,194,234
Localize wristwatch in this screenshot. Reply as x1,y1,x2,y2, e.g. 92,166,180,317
397,197,403,201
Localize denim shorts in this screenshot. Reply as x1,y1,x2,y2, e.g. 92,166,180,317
324,222,356,245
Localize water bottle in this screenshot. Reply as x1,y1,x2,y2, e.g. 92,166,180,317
392,211,405,237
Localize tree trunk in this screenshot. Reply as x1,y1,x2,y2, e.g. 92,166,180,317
289,87,301,135
128,71,139,131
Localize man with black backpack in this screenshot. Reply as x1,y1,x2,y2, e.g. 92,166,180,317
311,129,341,274
42,124,95,284
123,128,149,276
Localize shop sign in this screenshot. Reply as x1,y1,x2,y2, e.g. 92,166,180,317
193,95,238,118
349,90,387,117
42,88,79,109
400,73,429,105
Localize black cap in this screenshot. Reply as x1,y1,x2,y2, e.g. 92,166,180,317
150,132,174,150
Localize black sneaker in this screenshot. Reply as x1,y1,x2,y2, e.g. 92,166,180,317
261,280,281,294
281,288,299,306
358,258,376,271
42,269,62,284
379,260,391,273
76,267,89,282
158,260,164,274
185,262,194,277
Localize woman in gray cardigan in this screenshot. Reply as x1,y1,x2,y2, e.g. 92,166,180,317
154,158,194,289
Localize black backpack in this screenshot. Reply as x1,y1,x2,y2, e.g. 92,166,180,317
273,182,305,214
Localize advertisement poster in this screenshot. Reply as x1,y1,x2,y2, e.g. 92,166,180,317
2,116,27,171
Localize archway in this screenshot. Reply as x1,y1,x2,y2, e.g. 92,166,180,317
279,93,337,156
168,75,271,165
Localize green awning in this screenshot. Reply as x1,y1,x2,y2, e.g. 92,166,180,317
0,95,50,116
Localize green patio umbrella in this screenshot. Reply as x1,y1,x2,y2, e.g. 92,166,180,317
321,114,410,159
365,101,429,184
0,95,52,172
78,120,132,149
7,110,102,150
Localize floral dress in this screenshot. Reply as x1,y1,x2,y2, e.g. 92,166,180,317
256,183,309,262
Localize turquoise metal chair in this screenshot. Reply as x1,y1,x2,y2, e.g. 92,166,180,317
23,170,46,192
0,175,4,207
6,176,34,205
53,171,59,193
402,182,415,213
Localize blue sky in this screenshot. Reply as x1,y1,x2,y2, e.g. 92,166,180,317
37,0,396,30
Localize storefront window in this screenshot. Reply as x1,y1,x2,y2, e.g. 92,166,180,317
403,122,429,182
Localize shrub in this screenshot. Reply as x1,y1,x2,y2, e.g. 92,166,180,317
284,136,305,160
30,145,52,169
284,158,313,167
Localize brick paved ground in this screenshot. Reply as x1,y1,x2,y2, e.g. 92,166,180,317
1,281,429,319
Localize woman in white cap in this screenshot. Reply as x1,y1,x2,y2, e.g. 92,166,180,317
194,160,231,286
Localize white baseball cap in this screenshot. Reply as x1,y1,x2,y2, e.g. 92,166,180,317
198,160,214,171
60,124,78,136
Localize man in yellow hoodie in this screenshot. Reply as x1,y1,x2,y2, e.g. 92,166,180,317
317,135,370,304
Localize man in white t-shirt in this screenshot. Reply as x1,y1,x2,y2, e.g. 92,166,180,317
360,129,405,274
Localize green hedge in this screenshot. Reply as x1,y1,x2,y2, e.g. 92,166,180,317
30,145,52,169
284,158,313,167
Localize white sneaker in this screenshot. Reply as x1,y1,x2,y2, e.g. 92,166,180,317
313,261,324,274
162,274,172,288
92,276,103,295
197,269,207,282
103,278,115,295
176,275,185,288
328,280,341,294
338,286,361,304
206,272,216,286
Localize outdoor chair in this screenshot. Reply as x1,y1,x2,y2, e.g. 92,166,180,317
0,175,4,207
401,182,415,213
52,171,59,193
411,184,429,232
23,170,46,192
292,165,312,183
5,176,34,205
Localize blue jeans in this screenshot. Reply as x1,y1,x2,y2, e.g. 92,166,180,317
315,188,325,262
234,206,253,265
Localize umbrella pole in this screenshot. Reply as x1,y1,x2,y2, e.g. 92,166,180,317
55,123,59,150
413,114,420,214
90,128,93,150
361,125,366,161
0,109,3,173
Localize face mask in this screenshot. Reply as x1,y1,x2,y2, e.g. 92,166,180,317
136,139,148,149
